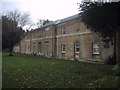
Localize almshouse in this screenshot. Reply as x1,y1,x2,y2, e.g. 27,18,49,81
13,14,114,62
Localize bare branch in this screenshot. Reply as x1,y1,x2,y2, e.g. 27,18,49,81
19,12,31,27
6,9,31,28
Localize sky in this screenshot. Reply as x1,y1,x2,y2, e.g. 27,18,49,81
1,0,81,29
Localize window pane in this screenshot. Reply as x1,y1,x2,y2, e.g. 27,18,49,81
76,48,79,52
63,31,66,34
62,45,65,52
61,28,66,35
93,43,100,54
75,44,80,53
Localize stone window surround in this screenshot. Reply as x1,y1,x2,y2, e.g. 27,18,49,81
75,44,80,53
92,42,100,55
61,27,66,35
61,44,65,53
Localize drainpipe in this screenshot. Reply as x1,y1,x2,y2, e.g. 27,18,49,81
30,32,32,53
51,26,53,57
116,31,119,64
114,30,117,64
20,40,21,53
61,28,63,59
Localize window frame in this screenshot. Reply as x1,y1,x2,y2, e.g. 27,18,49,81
92,42,100,55
61,44,66,53
75,44,80,53
61,27,66,35
45,27,49,38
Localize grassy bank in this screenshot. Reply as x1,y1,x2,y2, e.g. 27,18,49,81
2,52,119,88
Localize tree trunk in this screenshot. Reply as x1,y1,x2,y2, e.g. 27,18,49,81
9,51,13,56
9,46,13,56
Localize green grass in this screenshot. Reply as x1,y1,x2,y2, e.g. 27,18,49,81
2,52,119,88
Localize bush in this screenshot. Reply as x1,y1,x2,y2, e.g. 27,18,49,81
112,65,120,76
105,55,117,65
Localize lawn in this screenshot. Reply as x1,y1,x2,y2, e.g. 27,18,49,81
2,52,119,88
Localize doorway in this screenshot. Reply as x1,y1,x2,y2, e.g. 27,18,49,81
38,42,41,54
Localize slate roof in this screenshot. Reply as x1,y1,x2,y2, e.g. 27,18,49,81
56,14,80,24
33,13,80,31
42,13,80,27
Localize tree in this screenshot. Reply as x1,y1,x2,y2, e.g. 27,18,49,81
7,9,31,28
36,19,52,28
79,1,120,64
2,16,25,56
43,19,52,26
2,10,31,56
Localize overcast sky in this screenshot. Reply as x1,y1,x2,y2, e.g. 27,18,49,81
1,0,81,26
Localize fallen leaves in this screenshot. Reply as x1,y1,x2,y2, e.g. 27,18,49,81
3,53,118,88
68,81,71,84
18,69,21,71
15,79,18,81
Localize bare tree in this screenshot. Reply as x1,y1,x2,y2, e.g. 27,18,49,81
7,9,31,28
19,12,31,27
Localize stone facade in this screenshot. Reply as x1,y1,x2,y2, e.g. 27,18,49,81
13,14,114,62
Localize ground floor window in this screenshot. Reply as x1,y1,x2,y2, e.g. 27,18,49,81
45,43,48,56
61,44,65,53
75,44,80,53
93,42,100,54
38,42,41,53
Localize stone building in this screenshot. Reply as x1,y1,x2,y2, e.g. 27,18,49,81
13,14,114,62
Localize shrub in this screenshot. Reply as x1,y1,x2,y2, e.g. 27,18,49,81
112,65,120,76
104,55,117,65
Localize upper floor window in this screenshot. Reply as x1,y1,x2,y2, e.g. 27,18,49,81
45,31,48,38
45,27,49,38
76,24,80,32
103,39,110,48
103,42,109,48
93,42,100,54
61,27,66,35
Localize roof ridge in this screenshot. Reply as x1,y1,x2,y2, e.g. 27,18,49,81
33,13,80,31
